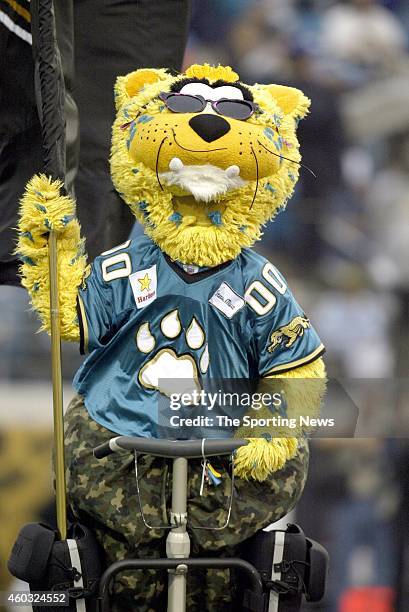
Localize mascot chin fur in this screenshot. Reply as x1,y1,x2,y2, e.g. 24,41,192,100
17,64,326,610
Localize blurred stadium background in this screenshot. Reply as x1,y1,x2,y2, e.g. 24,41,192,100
1,0,409,610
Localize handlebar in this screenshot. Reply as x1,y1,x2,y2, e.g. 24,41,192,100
93,437,248,460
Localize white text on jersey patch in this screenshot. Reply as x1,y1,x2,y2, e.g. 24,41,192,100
209,282,245,319
130,264,157,309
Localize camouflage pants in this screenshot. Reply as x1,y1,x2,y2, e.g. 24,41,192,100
64,395,309,611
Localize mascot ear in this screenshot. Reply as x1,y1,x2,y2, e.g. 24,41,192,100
115,68,170,110
263,84,310,120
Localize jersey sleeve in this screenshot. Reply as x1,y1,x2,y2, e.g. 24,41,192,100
246,263,325,377
76,246,132,354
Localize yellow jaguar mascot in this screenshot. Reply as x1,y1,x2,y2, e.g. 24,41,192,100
17,64,326,611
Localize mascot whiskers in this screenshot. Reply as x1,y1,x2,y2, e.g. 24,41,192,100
17,64,326,611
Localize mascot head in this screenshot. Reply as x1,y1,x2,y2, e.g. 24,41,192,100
111,63,310,267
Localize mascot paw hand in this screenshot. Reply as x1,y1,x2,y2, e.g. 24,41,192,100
18,174,76,239
16,174,85,341
234,437,298,482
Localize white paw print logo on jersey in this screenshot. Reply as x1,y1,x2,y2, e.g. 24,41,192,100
135,309,209,398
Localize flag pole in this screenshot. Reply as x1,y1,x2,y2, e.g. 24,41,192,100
48,230,67,539
31,0,68,539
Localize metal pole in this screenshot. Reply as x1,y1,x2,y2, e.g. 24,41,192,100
48,230,67,539
171,457,188,518
167,457,190,612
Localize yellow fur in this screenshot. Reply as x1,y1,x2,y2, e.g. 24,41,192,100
234,437,299,482
184,63,239,82
263,84,310,118
114,68,170,112
16,175,86,341
234,358,326,481
110,66,310,267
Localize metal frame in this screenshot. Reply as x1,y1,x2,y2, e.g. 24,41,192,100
97,558,263,612
134,452,236,532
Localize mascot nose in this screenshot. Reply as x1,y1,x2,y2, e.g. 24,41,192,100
189,114,230,143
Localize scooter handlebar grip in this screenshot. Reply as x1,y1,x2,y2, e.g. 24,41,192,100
93,441,114,459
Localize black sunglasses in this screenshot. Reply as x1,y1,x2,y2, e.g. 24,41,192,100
159,91,259,121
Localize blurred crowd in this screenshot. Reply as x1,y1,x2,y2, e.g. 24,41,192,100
1,0,409,609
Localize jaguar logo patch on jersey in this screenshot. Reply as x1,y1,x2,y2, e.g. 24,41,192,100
130,264,157,309
267,316,310,353
209,282,245,319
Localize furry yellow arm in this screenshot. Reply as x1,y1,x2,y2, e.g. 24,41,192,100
234,357,327,481
16,175,88,342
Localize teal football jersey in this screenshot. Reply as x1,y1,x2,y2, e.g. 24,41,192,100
73,235,324,437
